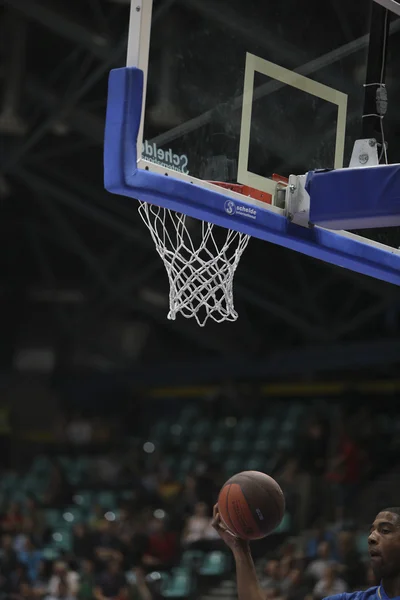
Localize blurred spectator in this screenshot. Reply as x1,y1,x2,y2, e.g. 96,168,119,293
285,568,311,600
305,541,335,582
46,578,76,600
260,559,282,594
78,560,95,600
2,501,24,533
48,562,79,599
31,560,48,598
9,563,31,596
94,560,127,600
17,537,43,582
66,413,93,447
0,533,18,578
93,520,123,565
73,524,94,561
24,497,46,541
128,567,152,600
181,502,210,546
89,506,105,531
158,470,182,504
142,519,177,570
336,531,364,589
297,418,328,529
327,425,363,521
305,520,337,560
43,462,71,507
95,455,122,486
276,458,298,526
178,475,199,516
14,517,41,553
313,565,347,599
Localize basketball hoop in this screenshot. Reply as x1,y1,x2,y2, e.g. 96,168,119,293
138,202,250,327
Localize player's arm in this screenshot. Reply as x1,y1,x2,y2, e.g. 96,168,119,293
212,505,265,600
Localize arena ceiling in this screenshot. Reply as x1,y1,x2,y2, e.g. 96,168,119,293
1,0,400,379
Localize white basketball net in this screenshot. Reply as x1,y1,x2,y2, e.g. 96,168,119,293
138,202,250,327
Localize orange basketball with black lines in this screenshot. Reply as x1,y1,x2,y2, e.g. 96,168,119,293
217,471,285,540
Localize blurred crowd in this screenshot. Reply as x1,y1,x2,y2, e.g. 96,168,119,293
0,395,396,600
259,528,376,600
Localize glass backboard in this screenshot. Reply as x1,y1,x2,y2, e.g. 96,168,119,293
136,0,400,247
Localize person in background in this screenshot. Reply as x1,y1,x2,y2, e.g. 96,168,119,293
48,562,79,599
2,501,24,533
17,537,43,583
45,579,76,600
142,518,177,571
211,505,400,600
78,559,95,600
260,559,283,595
73,524,94,561
313,565,347,599
305,541,336,583
181,502,211,547
94,559,128,600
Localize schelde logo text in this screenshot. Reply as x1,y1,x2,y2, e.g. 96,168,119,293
142,141,189,174
236,205,256,218
224,200,257,219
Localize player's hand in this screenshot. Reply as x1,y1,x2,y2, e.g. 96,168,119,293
212,504,249,553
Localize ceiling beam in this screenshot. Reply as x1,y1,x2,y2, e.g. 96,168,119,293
2,0,111,59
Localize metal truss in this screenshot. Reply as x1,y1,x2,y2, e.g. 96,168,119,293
1,0,400,375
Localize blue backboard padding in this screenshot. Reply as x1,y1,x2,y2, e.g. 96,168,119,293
104,67,400,286
308,165,400,228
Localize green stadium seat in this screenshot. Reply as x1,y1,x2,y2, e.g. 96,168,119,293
96,491,117,509
161,567,192,598
224,458,241,476
43,509,62,528
192,420,211,437
254,439,271,452
210,437,227,454
277,434,294,450
179,456,195,473
236,417,256,432
199,551,229,576
181,550,205,567
231,439,248,454
51,529,73,551
258,419,278,434
274,512,291,533
74,491,93,508
62,506,85,523
42,547,60,561
246,456,266,471
356,532,369,556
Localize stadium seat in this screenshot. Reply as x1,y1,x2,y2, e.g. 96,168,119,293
231,439,248,454
274,512,291,533
356,532,369,556
236,417,256,432
97,491,117,509
51,529,73,552
224,458,242,476
44,509,62,528
253,439,271,452
258,419,277,434
192,420,211,438
161,567,193,598
198,551,229,576
181,550,205,568
210,437,227,454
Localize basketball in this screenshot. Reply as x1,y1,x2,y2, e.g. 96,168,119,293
217,471,285,540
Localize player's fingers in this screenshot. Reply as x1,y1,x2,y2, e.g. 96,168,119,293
212,503,219,518
211,514,220,529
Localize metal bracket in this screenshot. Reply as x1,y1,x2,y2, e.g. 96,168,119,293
349,138,379,168
285,174,310,228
